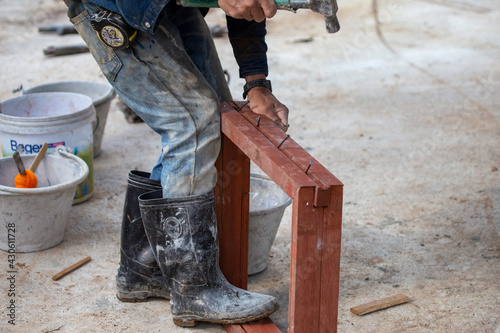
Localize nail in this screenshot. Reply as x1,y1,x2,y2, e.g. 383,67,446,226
236,100,250,111
277,135,290,149
256,116,261,127
305,161,313,174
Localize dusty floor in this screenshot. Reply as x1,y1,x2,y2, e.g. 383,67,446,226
1,0,499,332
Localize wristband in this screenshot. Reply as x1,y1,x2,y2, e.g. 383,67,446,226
243,79,272,99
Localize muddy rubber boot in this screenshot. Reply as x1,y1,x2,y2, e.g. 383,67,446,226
116,171,170,302
139,190,279,327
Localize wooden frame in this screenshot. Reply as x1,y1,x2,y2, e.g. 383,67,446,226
215,102,343,333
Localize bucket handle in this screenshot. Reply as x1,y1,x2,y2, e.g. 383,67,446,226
55,146,90,180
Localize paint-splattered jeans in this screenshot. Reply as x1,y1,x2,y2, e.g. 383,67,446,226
64,0,232,197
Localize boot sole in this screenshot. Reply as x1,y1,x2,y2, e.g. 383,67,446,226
172,303,279,327
116,290,170,303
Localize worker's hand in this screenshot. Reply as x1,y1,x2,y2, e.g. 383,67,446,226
218,0,277,22
246,86,289,132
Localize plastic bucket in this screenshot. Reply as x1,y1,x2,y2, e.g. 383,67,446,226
0,148,89,252
0,92,95,204
22,80,115,158
248,174,292,275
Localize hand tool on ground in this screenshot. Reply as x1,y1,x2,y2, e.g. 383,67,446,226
43,44,89,56
39,25,78,35
13,151,37,188
177,0,340,33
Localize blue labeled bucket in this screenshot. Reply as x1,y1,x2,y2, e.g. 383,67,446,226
22,80,115,158
0,92,95,204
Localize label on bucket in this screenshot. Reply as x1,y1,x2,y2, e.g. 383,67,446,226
9,139,65,154
0,134,94,204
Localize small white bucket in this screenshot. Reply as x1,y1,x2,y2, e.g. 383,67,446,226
0,148,89,252
248,174,292,275
0,92,95,204
21,80,115,158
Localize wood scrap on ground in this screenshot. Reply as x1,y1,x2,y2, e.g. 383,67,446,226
52,256,92,281
350,294,410,316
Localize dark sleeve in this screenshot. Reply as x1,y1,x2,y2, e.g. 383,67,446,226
226,17,268,78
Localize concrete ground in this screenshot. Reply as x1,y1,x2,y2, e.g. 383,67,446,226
1,0,499,332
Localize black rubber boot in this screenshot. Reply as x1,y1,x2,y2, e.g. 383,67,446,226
139,190,279,327
116,171,170,302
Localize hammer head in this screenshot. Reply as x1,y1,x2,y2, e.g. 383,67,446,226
310,0,340,33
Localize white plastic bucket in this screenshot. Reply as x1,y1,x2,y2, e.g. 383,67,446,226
22,80,115,158
0,148,89,252
0,92,95,204
248,174,292,275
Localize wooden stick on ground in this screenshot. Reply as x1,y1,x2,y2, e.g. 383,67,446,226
52,256,92,281
350,294,410,316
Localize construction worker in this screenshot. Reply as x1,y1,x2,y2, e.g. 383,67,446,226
63,0,289,327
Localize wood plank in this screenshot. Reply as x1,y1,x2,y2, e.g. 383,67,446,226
241,317,282,333
318,185,343,332
350,294,410,316
224,317,280,332
220,103,318,200
216,134,250,289
289,186,321,333
240,191,250,287
223,102,342,207
231,102,343,190
224,324,246,333
288,186,343,332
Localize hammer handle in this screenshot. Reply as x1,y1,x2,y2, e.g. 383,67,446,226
177,0,299,9
177,0,339,33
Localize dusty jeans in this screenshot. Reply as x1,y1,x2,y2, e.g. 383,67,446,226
64,0,232,197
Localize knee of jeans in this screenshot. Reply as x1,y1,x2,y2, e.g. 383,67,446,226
196,93,221,131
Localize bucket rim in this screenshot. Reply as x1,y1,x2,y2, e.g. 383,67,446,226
0,147,89,195
21,80,115,106
250,173,293,215
0,92,94,123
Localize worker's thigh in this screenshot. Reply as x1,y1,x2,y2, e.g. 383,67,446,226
167,4,232,102
65,0,227,198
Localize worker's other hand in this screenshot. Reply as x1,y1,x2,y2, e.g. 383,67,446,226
218,0,277,22
247,87,289,132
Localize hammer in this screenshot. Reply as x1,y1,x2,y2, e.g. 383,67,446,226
177,0,340,33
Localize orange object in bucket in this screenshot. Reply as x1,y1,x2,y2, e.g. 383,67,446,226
12,143,49,189
15,169,38,188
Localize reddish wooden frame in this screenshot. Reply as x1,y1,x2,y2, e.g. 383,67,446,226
215,102,343,333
